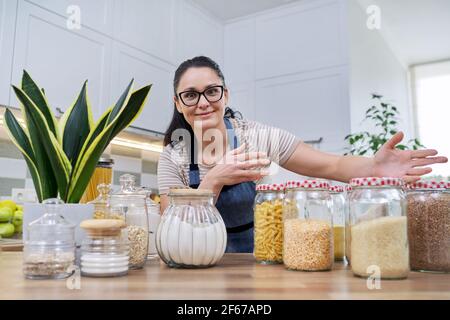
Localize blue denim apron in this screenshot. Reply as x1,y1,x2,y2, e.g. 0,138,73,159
188,117,256,253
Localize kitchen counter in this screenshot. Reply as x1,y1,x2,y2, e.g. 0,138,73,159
1,252,449,300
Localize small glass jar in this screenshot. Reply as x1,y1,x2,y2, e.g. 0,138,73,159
344,184,352,264
23,199,75,279
89,184,124,221
80,219,129,277
283,180,333,271
407,181,450,273
253,184,284,264
80,157,114,203
329,185,345,261
109,174,148,269
349,177,409,279
156,188,227,268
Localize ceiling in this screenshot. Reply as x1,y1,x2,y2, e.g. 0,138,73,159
359,0,450,66
191,0,301,21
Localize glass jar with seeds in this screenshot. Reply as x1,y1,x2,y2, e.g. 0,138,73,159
109,174,149,269
283,180,333,271
406,181,450,273
23,199,76,279
254,184,284,264
349,177,409,280
329,185,345,261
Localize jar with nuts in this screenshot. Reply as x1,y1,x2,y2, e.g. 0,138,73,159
406,180,450,273
254,184,284,264
109,174,149,269
283,180,333,272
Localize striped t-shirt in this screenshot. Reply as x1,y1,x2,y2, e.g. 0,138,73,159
157,117,300,195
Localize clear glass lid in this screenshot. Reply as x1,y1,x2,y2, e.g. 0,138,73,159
26,198,75,245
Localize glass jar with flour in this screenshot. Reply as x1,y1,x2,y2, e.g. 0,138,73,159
156,188,227,268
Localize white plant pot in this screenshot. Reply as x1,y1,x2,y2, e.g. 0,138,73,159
23,203,94,247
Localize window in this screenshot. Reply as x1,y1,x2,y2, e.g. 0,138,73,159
411,60,450,177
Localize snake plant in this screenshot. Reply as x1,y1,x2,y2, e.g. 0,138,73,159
4,71,152,203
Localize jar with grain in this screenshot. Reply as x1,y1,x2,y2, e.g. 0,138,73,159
23,199,75,279
406,181,450,273
344,184,352,264
254,184,284,264
156,189,227,268
80,219,129,277
283,180,333,271
349,177,409,279
329,185,345,261
109,174,148,269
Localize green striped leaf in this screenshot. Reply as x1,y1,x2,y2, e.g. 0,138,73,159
21,70,59,140
67,85,151,203
3,109,44,202
13,85,71,200
59,81,94,166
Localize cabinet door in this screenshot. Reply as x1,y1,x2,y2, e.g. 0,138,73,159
0,0,18,106
175,0,224,65
11,1,112,120
255,66,350,154
110,42,174,133
113,0,176,64
25,0,114,35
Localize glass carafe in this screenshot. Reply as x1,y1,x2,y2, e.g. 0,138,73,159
23,199,75,279
109,174,148,269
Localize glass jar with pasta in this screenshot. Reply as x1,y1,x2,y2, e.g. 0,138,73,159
253,184,284,264
80,157,114,203
283,180,333,271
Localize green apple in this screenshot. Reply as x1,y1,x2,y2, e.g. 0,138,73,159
0,207,13,222
0,223,15,238
14,223,22,234
0,200,17,212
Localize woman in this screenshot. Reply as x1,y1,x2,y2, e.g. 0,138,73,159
157,56,447,253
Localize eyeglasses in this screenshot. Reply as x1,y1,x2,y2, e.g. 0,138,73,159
178,85,224,107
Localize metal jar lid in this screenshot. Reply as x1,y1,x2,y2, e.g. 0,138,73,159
97,157,114,168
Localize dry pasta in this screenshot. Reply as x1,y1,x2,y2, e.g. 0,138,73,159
80,167,112,204
254,199,283,263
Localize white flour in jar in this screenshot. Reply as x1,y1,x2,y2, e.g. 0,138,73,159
158,215,224,266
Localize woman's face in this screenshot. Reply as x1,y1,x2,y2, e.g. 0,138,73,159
174,67,228,131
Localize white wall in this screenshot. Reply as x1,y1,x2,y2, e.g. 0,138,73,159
224,0,351,183
348,1,412,137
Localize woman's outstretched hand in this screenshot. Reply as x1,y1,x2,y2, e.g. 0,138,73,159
373,132,448,183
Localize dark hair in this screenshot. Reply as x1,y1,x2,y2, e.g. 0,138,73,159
163,56,241,146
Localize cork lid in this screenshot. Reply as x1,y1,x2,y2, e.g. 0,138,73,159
80,219,126,237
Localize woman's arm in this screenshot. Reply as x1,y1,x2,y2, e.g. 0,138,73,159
283,132,448,183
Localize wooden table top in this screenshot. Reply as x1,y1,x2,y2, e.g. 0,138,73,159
0,252,449,300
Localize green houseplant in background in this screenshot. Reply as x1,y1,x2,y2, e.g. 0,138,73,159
344,94,424,156
4,70,152,203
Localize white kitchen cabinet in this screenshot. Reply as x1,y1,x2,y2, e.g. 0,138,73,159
25,0,114,36
175,0,224,66
254,0,347,80
0,0,18,106
113,0,176,64
110,41,174,133
255,66,350,154
11,0,113,121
